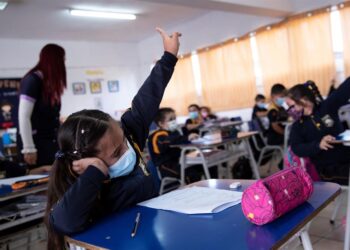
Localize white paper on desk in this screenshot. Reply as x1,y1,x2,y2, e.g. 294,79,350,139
138,186,242,214
0,175,48,186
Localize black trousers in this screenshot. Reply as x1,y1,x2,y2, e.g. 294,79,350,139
16,133,58,169
319,162,350,186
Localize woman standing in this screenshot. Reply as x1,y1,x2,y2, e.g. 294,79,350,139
17,44,66,170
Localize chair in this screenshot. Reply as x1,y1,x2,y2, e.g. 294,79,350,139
146,140,181,195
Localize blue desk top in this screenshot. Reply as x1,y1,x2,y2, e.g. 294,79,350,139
71,179,340,250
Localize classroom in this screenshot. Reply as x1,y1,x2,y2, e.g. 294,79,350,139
0,0,350,249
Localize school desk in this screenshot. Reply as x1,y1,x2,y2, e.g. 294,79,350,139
171,131,260,183
67,179,340,250
0,181,47,231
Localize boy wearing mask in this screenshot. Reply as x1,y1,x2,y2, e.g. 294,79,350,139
267,84,288,145
148,108,201,183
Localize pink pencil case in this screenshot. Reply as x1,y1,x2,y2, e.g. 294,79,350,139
241,167,314,225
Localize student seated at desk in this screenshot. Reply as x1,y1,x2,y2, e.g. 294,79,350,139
287,79,350,185
200,106,217,121
252,94,269,133
183,104,204,136
267,84,288,146
148,108,202,183
45,28,181,249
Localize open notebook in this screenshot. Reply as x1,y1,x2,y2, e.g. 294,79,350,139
138,186,242,214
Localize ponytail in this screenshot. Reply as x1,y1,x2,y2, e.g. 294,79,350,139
304,80,323,105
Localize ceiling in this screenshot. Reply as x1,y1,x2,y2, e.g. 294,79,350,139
0,0,344,43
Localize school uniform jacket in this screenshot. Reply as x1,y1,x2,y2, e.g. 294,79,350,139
148,129,188,166
49,52,178,235
289,77,350,172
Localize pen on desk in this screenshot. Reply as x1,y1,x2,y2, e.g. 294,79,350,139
131,212,141,238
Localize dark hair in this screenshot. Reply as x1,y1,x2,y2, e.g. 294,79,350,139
200,106,211,112
188,104,200,110
288,80,323,106
25,44,66,106
271,83,286,96
255,94,266,102
154,107,175,126
45,109,112,250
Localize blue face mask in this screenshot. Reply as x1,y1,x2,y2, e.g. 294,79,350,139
275,97,285,107
108,140,136,179
189,111,199,119
257,103,268,109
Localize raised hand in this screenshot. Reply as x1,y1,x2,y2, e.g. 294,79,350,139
156,27,182,56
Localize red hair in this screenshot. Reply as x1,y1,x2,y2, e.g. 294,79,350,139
26,44,67,106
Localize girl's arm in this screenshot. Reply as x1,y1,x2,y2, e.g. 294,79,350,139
49,166,107,235
122,28,180,150
289,124,321,158
325,77,350,112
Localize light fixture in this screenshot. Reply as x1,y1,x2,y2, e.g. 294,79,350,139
69,9,136,20
307,12,312,17
234,38,239,42
0,2,8,11
266,26,271,30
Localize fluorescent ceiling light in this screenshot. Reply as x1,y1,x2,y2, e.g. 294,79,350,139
0,2,8,11
70,9,136,20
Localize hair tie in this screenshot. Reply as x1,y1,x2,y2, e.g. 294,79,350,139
55,150,65,160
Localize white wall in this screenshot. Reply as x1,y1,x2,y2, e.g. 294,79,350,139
0,38,141,119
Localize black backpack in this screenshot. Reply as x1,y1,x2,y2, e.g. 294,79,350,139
231,156,253,179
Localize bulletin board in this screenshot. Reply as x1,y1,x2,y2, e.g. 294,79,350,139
0,78,20,129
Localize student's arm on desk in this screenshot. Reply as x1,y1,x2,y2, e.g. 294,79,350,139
290,124,321,158
122,52,178,149
49,166,107,235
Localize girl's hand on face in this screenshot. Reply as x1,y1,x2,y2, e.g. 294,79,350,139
72,157,109,176
319,135,336,151
156,27,181,56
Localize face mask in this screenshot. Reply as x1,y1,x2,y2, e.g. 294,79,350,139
275,97,285,107
257,103,268,109
189,111,199,120
287,106,303,121
201,112,208,118
167,120,178,132
108,140,136,179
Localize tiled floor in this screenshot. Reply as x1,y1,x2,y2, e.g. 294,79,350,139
288,190,349,250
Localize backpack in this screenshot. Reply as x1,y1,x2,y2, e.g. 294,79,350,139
284,146,320,181
231,156,253,179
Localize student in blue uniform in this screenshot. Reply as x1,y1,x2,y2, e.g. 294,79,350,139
251,94,268,133
266,84,288,146
148,107,202,183
183,104,204,136
287,79,350,184
45,28,181,250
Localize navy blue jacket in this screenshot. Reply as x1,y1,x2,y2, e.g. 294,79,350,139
49,52,178,235
290,77,350,172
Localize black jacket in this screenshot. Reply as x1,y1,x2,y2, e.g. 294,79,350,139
148,129,188,166
49,52,178,235
290,77,350,172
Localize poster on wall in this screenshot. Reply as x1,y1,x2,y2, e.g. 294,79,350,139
89,80,102,94
72,82,86,95
0,78,20,129
108,80,119,92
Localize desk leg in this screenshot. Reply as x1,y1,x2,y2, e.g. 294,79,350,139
300,223,313,250
344,169,350,250
243,138,260,179
180,149,186,186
